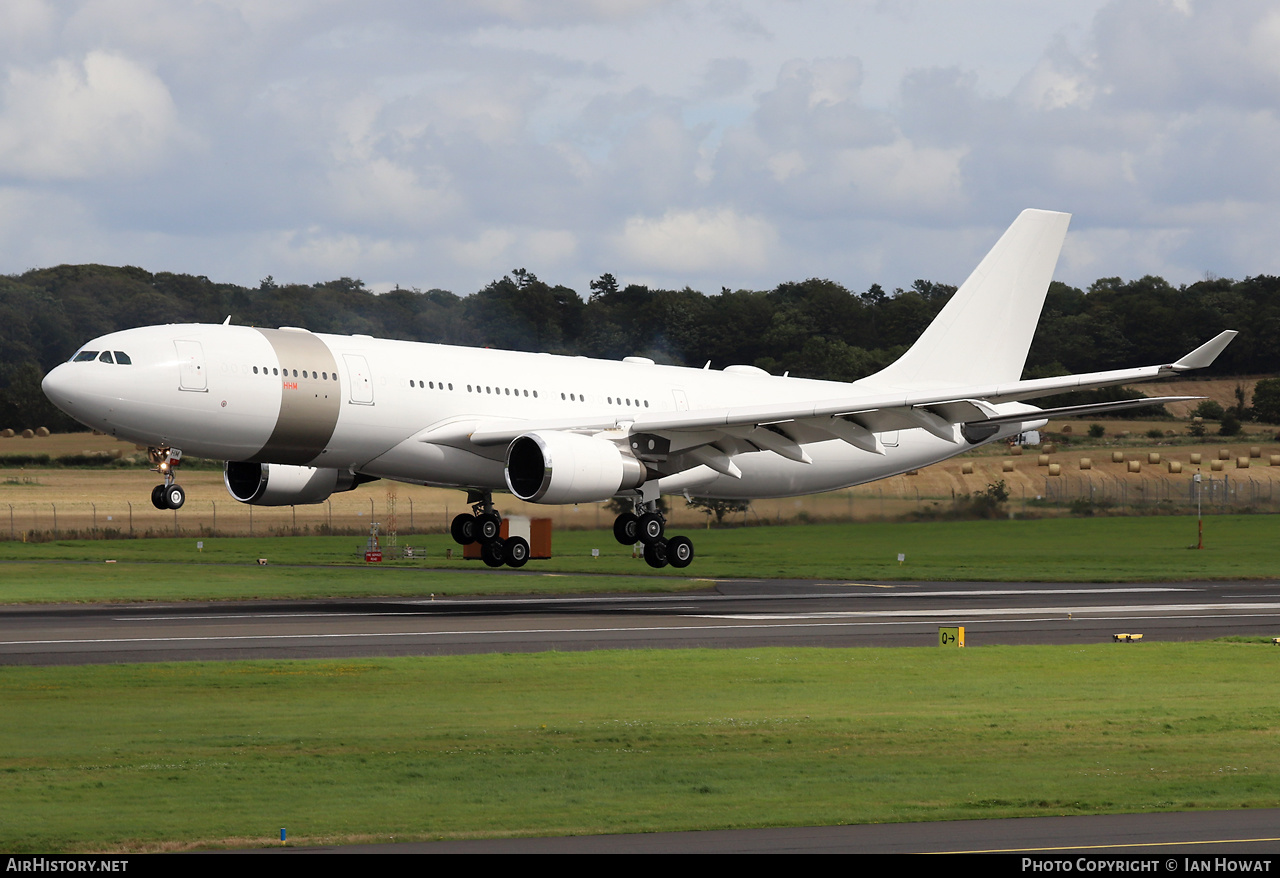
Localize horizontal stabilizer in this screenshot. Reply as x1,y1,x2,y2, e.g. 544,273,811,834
972,396,1200,426
1173,331,1238,371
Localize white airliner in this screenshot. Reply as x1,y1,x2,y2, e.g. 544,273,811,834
42,209,1234,569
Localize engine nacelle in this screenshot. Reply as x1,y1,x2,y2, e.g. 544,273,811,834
505,431,646,504
224,461,363,506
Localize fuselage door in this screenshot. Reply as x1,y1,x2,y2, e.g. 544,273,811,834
174,340,207,392
344,354,374,405
673,389,689,411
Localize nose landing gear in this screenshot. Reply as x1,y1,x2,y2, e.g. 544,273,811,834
148,447,185,510
613,500,694,569
450,490,529,568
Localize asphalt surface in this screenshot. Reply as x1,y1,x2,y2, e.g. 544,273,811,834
4,577,1280,665
273,808,1280,854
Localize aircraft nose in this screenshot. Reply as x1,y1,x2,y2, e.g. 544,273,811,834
42,363,78,410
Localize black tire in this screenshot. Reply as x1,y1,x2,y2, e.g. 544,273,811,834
613,512,639,545
450,513,477,545
638,512,665,545
477,512,502,543
481,539,506,568
643,538,669,569
150,485,166,510
165,484,186,510
505,536,530,568
667,535,694,568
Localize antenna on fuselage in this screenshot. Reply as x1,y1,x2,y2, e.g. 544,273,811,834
222,316,231,325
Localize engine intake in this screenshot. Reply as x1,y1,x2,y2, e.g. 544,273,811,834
224,461,368,506
505,431,646,504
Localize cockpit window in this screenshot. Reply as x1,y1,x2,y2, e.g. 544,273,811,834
114,351,131,365
73,351,99,362
98,351,114,364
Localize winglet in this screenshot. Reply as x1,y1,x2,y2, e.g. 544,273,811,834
1172,330,1237,371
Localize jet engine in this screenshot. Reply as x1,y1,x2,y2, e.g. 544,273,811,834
505,431,646,504
224,461,368,506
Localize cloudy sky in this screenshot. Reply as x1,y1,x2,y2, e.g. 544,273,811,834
2,0,1278,299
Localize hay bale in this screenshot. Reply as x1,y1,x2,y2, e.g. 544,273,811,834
1250,446,1261,458
1112,451,1125,463
1002,460,1015,472
961,462,974,475
1080,458,1092,470
1148,452,1161,465
35,427,49,437
1048,463,1061,476
1190,453,1202,464
0,429,12,438
1060,425,1073,433
1219,448,1232,460
1211,460,1225,471
1167,460,1182,474
1127,460,1141,473
1043,443,1056,454
1037,454,1050,466
1010,445,1023,456
20,429,33,439
1237,456,1250,469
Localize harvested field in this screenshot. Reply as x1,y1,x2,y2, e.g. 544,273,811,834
2,427,1280,539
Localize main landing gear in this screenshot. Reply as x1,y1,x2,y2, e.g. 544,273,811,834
449,491,529,569
148,447,185,510
613,502,694,569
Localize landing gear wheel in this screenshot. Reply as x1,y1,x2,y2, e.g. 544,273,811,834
638,512,665,545
164,484,186,510
667,535,694,568
480,539,507,568
151,485,166,510
505,536,530,568
613,512,639,545
451,513,477,545
477,512,502,543
643,538,669,569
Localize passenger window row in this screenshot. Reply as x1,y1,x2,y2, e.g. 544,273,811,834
253,366,338,380
467,384,538,398
409,380,455,391
561,392,649,407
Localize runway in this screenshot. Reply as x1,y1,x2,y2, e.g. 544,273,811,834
4,576,1280,665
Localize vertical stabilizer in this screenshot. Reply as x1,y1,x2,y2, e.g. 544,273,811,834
868,209,1071,389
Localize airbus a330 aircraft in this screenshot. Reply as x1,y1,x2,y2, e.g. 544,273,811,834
42,209,1235,569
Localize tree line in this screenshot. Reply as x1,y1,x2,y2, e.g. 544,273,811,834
2,263,1278,431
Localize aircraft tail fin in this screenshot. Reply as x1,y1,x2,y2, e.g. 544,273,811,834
869,209,1071,389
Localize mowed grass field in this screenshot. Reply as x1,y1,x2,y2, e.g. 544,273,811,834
3,642,1280,852
0,514,1276,604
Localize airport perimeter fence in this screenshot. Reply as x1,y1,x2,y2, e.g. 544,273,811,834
1035,472,1280,513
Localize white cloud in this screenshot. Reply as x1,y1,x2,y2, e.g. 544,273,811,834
0,51,183,180
615,208,777,273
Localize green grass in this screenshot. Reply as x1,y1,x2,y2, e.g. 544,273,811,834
0,514,1276,603
3,642,1280,851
